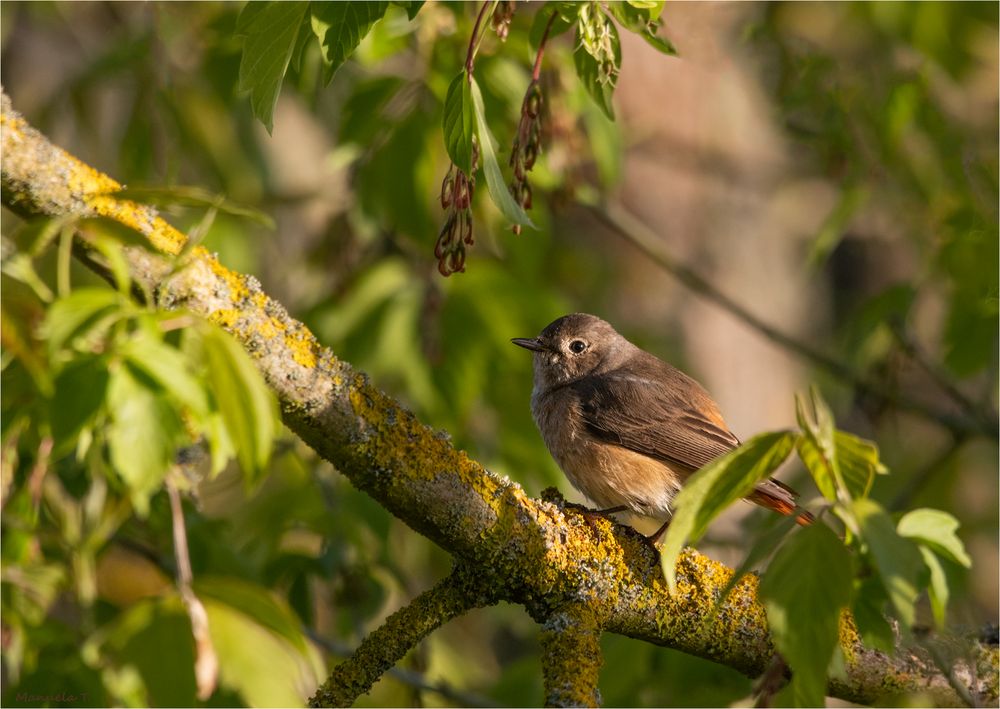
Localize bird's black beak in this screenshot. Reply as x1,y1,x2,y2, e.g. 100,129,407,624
511,337,547,352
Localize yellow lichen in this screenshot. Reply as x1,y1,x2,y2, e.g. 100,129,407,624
208,309,241,329
207,258,250,302
284,331,318,368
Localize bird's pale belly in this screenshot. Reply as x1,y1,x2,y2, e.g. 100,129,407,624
531,389,684,520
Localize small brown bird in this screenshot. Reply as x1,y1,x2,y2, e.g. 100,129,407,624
512,313,811,541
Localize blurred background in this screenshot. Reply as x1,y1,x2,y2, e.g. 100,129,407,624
2,2,997,706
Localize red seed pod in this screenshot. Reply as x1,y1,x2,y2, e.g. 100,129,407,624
512,224,522,236
526,87,541,119
440,168,455,209
462,211,474,245
438,256,452,277
522,183,532,210
524,144,537,170
455,174,469,209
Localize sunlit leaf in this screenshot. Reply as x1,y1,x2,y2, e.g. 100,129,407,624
45,288,126,356
106,364,183,515
122,329,210,418
897,508,971,568
442,72,475,173
237,1,310,133
469,77,535,228
660,431,796,593
794,388,840,502
201,326,279,486
760,523,853,707
852,498,924,630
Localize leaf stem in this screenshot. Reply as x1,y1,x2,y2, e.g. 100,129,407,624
465,0,494,77
532,10,559,81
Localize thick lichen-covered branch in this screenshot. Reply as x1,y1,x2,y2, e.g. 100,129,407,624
309,565,497,707
2,91,995,708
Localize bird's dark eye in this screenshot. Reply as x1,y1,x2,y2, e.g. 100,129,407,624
569,339,587,354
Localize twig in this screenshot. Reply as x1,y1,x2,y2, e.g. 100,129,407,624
889,435,967,513
307,631,500,708
532,10,558,81
168,478,219,700
589,201,997,441
888,321,997,433
465,1,494,76
309,565,498,707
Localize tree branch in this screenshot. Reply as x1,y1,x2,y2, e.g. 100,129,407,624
2,91,995,708
539,604,604,707
309,565,497,707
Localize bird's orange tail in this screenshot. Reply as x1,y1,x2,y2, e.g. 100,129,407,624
748,479,814,526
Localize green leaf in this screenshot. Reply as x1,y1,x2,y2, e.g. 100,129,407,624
852,498,924,630
760,524,853,708
573,6,622,119
529,3,578,49
660,431,797,593
897,508,972,568
121,329,210,418
201,326,279,485
84,597,198,707
442,72,475,173
918,546,949,627
794,388,841,502
834,430,887,497
391,0,424,21
50,355,109,458
194,577,310,655
851,575,895,653
201,592,324,707
107,364,182,514
236,1,310,134
45,288,126,356
606,1,676,56
310,1,389,85
114,186,275,229
469,77,536,228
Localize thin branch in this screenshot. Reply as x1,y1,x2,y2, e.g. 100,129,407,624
539,606,604,707
167,478,219,701
888,321,997,433
532,10,558,81
889,435,967,512
309,565,497,707
465,1,493,76
307,631,499,708
588,201,997,441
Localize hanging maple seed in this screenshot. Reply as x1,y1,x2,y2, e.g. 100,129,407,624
509,80,544,234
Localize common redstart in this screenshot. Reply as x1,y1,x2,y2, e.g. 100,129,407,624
512,313,811,541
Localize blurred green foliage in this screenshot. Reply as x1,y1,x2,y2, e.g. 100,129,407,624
1,1,996,707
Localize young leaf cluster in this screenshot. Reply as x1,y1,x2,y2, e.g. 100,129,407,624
659,388,972,707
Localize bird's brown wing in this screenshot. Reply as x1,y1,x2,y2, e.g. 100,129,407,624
572,367,740,473
574,365,812,524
